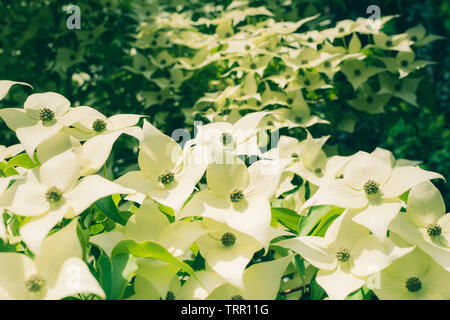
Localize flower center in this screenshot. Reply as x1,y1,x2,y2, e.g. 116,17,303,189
354,69,361,76
165,291,176,300
92,119,107,132
45,186,63,203
400,60,409,67
221,133,233,146
230,188,244,203
385,40,393,47
405,277,422,292
336,247,351,262
287,98,293,105
250,63,257,70
324,61,331,68
158,170,175,185
304,79,311,86
338,27,345,33
25,274,46,293
426,223,442,237
39,108,55,122
231,295,244,300
221,232,236,247
363,180,379,195
366,96,374,103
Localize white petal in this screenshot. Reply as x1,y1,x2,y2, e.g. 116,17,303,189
406,180,445,227
125,197,170,242
79,131,123,176
352,201,402,240
16,122,64,157
206,160,249,198
90,231,125,257
343,151,392,190
138,120,183,178
245,159,288,199
20,203,72,255
64,175,133,215
351,236,414,277
8,182,49,216
108,114,143,130
381,166,444,198
35,219,82,274
276,236,337,270
0,253,37,299
0,81,32,101
301,180,367,213
44,257,105,300
243,255,292,300
39,150,79,192
24,92,70,118
316,265,365,300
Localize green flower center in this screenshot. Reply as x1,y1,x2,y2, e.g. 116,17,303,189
385,40,393,47
314,168,323,177
426,223,442,237
250,63,257,70
324,61,331,68
394,84,402,91
304,79,311,86
287,98,293,105
25,274,45,293
158,170,175,185
291,153,299,158
165,291,176,300
92,119,107,132
366,96,374,103
354,69,361,76
245,45,251,50
45,186,63,203
338,27,345,33
410,36,418,42
301,59,308,65
401,60,409,67
221,133,233,146
231,295,244,300
267,120,274,126
294,116,302,123
364,180,379,195
336,247,351,262
39,108,55,122
221,232,236,247
230,188,244,203
405,277,422,292
307,37,313,43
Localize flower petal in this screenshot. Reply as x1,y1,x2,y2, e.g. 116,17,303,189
316,265,365,300
44,257,105,300
343,151,392,190
381,166,444,199
64,175,133,215
352,201,402,241
39,150,79,192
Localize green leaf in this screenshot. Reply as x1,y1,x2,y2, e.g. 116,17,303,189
310,208,342,237
271,207,301,233
97,252,137,300
298,205,331,236
7,153,38,169
94,196,128,226
112,239,198,279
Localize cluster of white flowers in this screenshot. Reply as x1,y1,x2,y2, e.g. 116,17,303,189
0,1,447,301
130,0,442,129
0,79,448,300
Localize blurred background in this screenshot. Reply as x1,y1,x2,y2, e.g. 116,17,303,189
0,0,448,205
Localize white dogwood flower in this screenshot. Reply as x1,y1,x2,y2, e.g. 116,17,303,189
0,220,104,300
301,151,443,240
276,210,413,299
